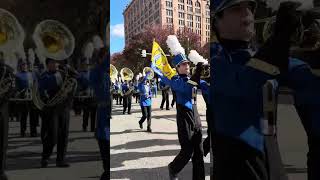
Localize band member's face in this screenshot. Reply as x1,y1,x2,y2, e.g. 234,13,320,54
216,2,255,41
47,61,57,71
177,61,190,75
21,64,27,71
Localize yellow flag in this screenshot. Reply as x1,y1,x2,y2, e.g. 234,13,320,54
151,40,176,79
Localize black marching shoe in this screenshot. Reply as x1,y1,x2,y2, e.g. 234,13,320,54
56,161,70,168
41,159,48,168
139,122,143,129
147,127,152,133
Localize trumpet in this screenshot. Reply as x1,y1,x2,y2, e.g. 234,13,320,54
255,16,276,42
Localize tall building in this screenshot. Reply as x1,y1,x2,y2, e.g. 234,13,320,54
123,0,210,46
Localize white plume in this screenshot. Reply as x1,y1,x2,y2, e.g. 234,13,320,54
166,35,185,56
28,48,35,65
35,47,46,65
188,50,208,65
17,45,26,60
92,35,104,50
83,42,94,59
4,52,18,73
265,0,314,12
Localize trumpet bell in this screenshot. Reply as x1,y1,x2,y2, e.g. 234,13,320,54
33,20,75,61
143,67,154,80
120,67,134,81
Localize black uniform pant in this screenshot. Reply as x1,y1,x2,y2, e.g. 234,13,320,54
41,106,70,162
171,91,176,107
169,105,204,180
18,103,37,135
0,103,8,175
98,139,109,180
119,95,122,105
83,104,97,132
139,106,151,129
160,90,169,109
123,95,132,114
212,135,268,180
30,107,40,127
73,98,82,115
295,105,320,180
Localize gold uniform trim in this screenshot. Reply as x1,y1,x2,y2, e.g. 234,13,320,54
246,58,280,76
187,80,198,86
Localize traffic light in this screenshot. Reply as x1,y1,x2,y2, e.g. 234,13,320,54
141,50,146,57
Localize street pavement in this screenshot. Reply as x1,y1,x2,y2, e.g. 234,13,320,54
111,93,308,180
5,111,103,180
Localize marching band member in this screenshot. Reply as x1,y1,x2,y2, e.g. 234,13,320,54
159,79,170,110
152,35,205,180
114,80,120,105
122,80,132,114
151,79,157,98
15,59,36,137
79,42,96,132
138,73,152,132
78,59,96,132
39,58,72,168
89,45,109,180
0,52,15,180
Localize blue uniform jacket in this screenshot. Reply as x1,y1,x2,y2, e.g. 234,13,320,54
15,71,33,91
89,57,109,140
39,71,63,99
77,70,90,91
122,83,129,94
160,74,194,110
138,76,152,107
210,42,276,152
287,58,320,136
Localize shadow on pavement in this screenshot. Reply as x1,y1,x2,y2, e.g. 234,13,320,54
110,162,211,180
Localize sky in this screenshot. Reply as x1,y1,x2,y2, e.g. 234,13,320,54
110,0,131,55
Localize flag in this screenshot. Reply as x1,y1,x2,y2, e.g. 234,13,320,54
151,40,176,79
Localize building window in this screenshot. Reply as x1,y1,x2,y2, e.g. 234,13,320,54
196,16,201,22
178,12,185,19
179,19,185,26
195,8,201,14
178,0,184,3
195,1,200,7
178,4,185,10
187,0,192,5
166,9,173,16
166,1,173,7
187,6,193,12
166,17,173,24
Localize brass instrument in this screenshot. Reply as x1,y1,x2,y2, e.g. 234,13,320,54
33,20,75,60
110,64,118,83
255,16,276,43
120,67,134,81
119,67,134,96
0,9,25,101
143,67,154,80
32,20,77,110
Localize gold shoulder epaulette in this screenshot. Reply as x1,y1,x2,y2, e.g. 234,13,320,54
187,80,198,86
246,58,280,76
